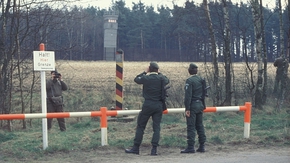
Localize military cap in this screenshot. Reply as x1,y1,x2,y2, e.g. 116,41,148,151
149,62,159,69
51,69,58,74
188,63,198,70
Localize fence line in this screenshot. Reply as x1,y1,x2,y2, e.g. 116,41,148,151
0,102,251,147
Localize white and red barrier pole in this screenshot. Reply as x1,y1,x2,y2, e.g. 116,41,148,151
162,102,252,138
0,102,252,146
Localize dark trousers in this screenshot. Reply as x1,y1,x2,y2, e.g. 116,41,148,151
273,74,281,95
47,100,66,131
186,111,206,146
133,101,163,147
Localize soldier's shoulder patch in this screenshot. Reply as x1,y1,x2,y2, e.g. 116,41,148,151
185,83,189,90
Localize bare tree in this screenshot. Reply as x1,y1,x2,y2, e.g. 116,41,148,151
251,0,264,109
260,0,268,105
221,0,232,106
288,0,290,61
0,0,77,131
203,0,220,106
278,0,285,59
65,10,75,60
276,0,289,110
0,0,14,131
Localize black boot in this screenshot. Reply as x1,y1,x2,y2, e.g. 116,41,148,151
125,145,139,154
151,146,157,156
181,146,195,153
196,144,205,152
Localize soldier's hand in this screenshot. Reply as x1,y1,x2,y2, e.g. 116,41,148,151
145,67,149,73
185,110,190,117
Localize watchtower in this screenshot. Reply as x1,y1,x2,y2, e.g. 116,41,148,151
103,9,119,60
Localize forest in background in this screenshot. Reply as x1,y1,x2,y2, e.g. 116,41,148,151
0,0,289,61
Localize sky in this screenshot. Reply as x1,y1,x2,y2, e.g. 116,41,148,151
73,0,285,10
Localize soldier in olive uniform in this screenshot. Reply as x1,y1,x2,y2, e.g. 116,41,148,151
46,71,68,131
181,63,206,153
273,57,289,95
125,62,169,156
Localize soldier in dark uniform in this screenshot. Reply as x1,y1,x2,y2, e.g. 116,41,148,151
181,63,206,153
125,62,169,156
46,71,68,131
273,57,289,95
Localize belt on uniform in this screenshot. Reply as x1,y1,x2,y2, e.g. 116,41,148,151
192,99,201,102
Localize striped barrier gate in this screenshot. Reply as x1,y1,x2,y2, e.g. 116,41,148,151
0,102,251,147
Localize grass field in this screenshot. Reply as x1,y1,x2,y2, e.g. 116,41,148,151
0,61,289,162
24,60,287,112
62,61,288,110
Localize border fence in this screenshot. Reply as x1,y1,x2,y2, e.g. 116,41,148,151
0,102,251,148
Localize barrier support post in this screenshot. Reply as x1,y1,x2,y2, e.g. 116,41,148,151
39,43,48,150
100,107,108,146
244,102,252,138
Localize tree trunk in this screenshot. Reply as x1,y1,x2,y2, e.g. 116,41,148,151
288,0,290,60
242,34,256,102
65,14,74,60
203,0,220,106
251,0,264,109
178,33,182,61
276,0,288,110
260,0,268,105
15,3,26,129
222,0,232,106
81,10,84,60
278,0,285,59
0,0,13,131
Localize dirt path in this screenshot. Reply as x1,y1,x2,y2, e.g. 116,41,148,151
1,145,289,162
86,146,290,163
25,145,289,163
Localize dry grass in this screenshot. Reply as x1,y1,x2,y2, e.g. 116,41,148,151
48,61,285,108
9,60,289,114
55,61,279,89
7,60,285,112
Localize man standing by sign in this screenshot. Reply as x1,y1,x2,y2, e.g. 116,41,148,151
46,70,68,131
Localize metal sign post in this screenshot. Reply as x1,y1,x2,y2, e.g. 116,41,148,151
33,43,55,149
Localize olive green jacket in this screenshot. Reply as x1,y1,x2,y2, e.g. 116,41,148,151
184,75,203,111
134,72,169,101
46,79,68,98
